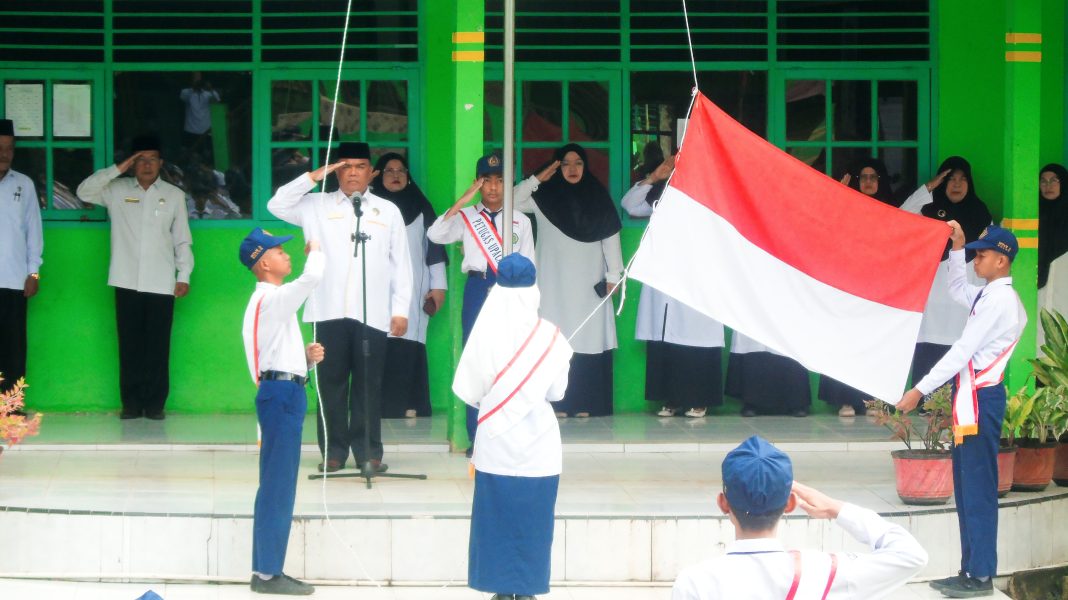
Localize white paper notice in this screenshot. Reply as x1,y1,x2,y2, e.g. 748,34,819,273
54,84,92,137
4,84,44,137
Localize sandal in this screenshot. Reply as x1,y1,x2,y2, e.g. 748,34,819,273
657,406,676,417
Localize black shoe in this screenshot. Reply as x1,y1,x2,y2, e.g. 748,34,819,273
938,575,993,598
145,411,165,421
317,459,344,473
792,408,809,417
250,574,314,595
930,572,965,591
740,407,757,418
465,447,474,458
356,459,388,473
120,410,142,420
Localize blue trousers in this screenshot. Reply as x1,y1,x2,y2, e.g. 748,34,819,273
952,384,1005,578
252,379,306,575
461,270,496,446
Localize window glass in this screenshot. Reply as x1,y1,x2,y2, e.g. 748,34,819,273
114,70,253,218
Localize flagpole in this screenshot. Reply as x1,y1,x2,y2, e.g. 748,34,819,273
502,0,516,255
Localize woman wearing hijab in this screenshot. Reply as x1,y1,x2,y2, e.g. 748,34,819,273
818,157,898,416
622,154,726,418
900,156,992,389
454,254,572,600
514,143,624,417
1038,163,1068,347
725,332,812,417
372,153,447,418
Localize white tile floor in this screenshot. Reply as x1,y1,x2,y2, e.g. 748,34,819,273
0,578,1012,599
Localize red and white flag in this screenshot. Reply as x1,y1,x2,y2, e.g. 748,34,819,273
629,93,950,402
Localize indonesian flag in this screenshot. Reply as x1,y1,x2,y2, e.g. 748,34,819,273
629,93,950,402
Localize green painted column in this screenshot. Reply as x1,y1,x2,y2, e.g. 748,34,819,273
1001,3,1044,392
423,0,485,452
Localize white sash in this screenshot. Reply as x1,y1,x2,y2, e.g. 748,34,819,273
476,319,569,439
953,338,1018,444
459,207,504,274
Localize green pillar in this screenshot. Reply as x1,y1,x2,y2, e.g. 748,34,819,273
1001,4,1044,392
424,0,485,452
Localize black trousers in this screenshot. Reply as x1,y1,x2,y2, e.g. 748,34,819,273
0,288,27,394
315,318,387,464
115,287,175,415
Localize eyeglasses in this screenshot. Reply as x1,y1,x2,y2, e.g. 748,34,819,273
1040,177,1061,186
383,168,408,175
858,174,880,182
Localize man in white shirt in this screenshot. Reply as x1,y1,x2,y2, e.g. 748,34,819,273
672,436,928,600
179,72,221,164
0,118,43,395
77,135,194,420
426,153,535,454
897,222,1025,598
240,227,324,596
268,141,412,474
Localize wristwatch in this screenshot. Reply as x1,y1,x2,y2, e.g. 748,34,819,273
29,273,40,280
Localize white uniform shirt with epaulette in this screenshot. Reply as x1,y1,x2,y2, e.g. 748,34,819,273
76,165,194,295
914,248,1026,395
671,504,928,600
242,250,325,383
267,174,413,332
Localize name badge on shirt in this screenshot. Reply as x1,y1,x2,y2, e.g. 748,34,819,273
328,212,345,220
124,197,140,203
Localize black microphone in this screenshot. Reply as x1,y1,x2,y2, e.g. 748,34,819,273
350,191,364,217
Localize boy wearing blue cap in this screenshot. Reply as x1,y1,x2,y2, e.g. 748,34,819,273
428,153,536,455
672,435,927,599
240,228,325,595
897,222,1026,598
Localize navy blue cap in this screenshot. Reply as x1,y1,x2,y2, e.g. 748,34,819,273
722,435,793,515
239,227,293,269
965,225,1018,261
131,134,161,153
497,254,536,288
338,142,370,160
477,153,503,177
0,119,13,136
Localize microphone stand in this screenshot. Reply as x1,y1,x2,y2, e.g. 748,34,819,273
310,191,427,489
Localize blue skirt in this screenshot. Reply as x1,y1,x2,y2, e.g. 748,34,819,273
469,470,559,595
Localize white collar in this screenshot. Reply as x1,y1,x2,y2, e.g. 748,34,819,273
725,537,785,555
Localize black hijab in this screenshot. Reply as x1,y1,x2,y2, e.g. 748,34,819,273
847,157,895,205
371,153,447,267
1039,163,1068,288
921,156,992,261
531,143,622,243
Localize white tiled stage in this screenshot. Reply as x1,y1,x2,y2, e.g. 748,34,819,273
0,415,1064,594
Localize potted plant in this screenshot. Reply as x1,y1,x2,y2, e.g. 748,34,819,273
0,376,42,456
866,384,954,505
997,386,1032,497
1018,309,1068,491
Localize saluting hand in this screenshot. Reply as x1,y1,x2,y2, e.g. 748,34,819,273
444,178,485,219
925,168,952,192
791,481,844,519
536,160,561,183
839,173,852,186
306,342,325,365
646,156,675,184
308,161,347,183
117,151,148,174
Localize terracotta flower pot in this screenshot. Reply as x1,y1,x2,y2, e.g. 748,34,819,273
997,445,1017,498
1052,442,1068,487
1011,441,1058,492
891,449,953,505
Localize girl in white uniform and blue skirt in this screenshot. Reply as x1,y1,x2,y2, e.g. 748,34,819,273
453,254,573,600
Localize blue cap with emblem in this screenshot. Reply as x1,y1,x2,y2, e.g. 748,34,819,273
722,435,793,515
239,227,294,269
497,254,536,288
476,153,504,177
965,225,1018,261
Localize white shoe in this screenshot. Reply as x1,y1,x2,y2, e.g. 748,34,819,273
404,409,417,418
684,407,707,418
838,405,856,417
657,406,676,417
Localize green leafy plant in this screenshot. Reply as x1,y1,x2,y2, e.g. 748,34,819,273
1021,308,1068,444
1002,386,1034,447
866,384,953,452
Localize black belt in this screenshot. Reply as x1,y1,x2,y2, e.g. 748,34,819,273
467,270,487,279
260,370,308,386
